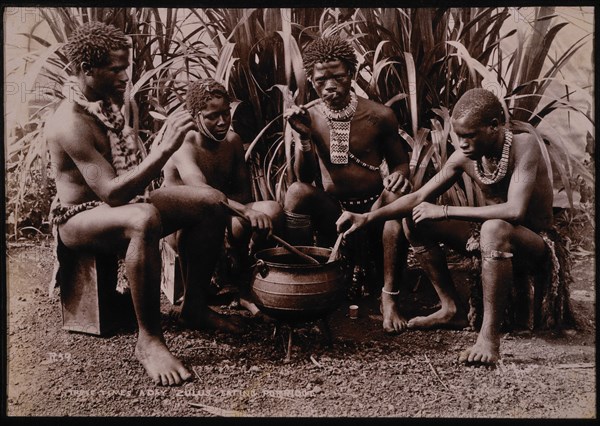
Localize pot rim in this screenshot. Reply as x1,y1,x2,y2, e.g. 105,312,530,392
254,246,337,269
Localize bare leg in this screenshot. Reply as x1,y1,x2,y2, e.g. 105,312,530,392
375,191,410,333
229,200,284,252
149,186,245,334
459,220,547,365
283,182,340,247
58,203,192,386
404,218,470,330
230,200,283,317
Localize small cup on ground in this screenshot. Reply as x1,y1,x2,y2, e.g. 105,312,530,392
348,305,359,319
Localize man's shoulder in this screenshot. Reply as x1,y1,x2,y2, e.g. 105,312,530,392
357,96,393,114
512,130,541,159
356,96,397,127
219,131,244,156
46,100,95,142
227,130,244,147
171,130,200,160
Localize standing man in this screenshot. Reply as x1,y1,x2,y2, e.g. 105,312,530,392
162,78,283,316
283,36,412,333
337,88,559,365
46,22,238,387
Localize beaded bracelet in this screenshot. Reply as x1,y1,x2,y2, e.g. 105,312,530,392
443,204,449,220
299,138,312,152
381,287,400,296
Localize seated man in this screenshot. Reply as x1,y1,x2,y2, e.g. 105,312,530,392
283,36,412,333
46,22,239,386
162,78,283,315
337,88,559,365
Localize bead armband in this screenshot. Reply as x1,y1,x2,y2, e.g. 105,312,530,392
298,135,312,152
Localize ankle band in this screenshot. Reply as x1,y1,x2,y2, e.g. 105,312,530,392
412,244,439,255
482,249,513,260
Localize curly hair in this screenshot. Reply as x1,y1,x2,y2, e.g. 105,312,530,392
186,78,230,116
302,36,358,78
452,88,505,125
64,22,130,71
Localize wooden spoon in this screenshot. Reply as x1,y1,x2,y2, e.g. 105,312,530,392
327,233,344,263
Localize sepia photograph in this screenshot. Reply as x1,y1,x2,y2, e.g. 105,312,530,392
3,5,596,418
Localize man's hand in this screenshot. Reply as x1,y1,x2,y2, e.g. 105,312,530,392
283,105,312,139
244,208,273,235
412,201,445,224
383,171,411,195
336,211,368,238
158,110,198,155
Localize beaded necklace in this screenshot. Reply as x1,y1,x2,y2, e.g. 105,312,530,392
318,91,358,165
474,128,513,185
318,92,381,172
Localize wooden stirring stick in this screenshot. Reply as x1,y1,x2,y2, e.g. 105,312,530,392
327,233,344,263
219,201,320,265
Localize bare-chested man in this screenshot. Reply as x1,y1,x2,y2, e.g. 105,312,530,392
283,36,412,333
163,78,283,315
46,22,238,386
337,88,555,365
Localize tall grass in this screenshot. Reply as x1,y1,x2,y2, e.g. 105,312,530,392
5,7,594,239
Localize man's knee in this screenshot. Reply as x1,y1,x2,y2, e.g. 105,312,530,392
127,204,162,239
283,182,315,209
201,187,228,210
402,217,425,245
480,219,512,252
260,200,284,221
188,187,227,221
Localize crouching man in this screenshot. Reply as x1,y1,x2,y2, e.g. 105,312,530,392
162,78,283,316
337,88,559,365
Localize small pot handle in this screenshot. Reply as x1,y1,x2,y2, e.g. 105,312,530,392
252,259,268,278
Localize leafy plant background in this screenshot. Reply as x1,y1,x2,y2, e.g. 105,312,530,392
4,7,594,253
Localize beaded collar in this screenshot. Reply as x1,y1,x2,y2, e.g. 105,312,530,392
318,91,358,165
474,128,513,185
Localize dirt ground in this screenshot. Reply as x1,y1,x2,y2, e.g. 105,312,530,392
5,238,596,418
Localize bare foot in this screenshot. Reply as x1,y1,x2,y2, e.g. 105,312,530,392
239,296,261,317
407,305,468,330
179,307,247,334
380,294,408,334
458,333,500,365
135,335,192,386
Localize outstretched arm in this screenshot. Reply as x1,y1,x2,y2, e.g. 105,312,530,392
337,151,463,236
413,135,540,225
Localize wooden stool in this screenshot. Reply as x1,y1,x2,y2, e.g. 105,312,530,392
56,238,129,336
160,238,183,305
